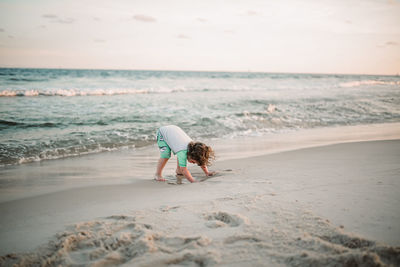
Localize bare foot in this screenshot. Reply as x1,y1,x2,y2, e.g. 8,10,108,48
154,175,166,181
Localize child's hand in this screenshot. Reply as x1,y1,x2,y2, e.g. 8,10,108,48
207,171,216,177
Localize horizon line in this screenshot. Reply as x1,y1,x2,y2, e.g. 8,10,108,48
0,65,399,77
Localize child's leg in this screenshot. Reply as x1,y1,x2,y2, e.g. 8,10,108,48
155,130,171,181
155,158,169,181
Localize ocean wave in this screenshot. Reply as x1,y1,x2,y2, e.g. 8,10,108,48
0,141,143,167
0,120,59,129
7,77,49,82
0,120,19,126
339,80,400,88
0,119,135,130
16,145,127,165
0,89,153,97
0,87,251,97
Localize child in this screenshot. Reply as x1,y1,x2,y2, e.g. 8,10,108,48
155,125,215,183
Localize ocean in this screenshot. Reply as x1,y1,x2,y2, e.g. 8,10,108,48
1,68,399,166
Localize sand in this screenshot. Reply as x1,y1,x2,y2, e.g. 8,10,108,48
1,124,400,266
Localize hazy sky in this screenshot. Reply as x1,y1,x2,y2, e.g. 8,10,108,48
0,0,399,74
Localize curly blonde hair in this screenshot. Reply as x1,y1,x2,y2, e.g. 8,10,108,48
187,142,215,166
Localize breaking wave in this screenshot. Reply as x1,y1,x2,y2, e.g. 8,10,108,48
340,80,400,88
0,88,166,97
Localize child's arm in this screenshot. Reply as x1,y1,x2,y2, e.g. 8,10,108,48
181,167,197,183
201,165,216,176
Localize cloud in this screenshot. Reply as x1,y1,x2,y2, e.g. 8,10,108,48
386,41,398,46
177,34,190,39
133,14,156,23
197,18,207,23
42,14,75,24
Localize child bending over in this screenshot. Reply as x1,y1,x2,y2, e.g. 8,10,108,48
155,125,215,183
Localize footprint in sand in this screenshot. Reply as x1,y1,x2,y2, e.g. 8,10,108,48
106,215,135,221
291,232,400,266
0,214,218,267
203,211,247,228
160,205,180,212
318,233,375,249
224,235,262,245
156,251,218,266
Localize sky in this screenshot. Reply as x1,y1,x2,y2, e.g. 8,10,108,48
0,0,399,75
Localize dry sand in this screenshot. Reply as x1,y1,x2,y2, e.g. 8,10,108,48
1,125,400,266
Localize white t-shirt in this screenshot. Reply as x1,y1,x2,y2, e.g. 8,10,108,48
158,125,192,153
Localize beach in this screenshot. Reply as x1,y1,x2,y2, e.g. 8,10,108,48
2,0,400,265
1,123,400,266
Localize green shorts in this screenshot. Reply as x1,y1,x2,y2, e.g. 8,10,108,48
157,130,171,159
156,130,188,167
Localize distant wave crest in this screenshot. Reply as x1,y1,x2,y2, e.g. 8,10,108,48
340,80,400,88
0,120,58,129
0,89,154,97
0,87,246,97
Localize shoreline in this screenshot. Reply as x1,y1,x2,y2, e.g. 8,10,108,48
0,138,399,265
1,122,400,204
2,122,400,168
